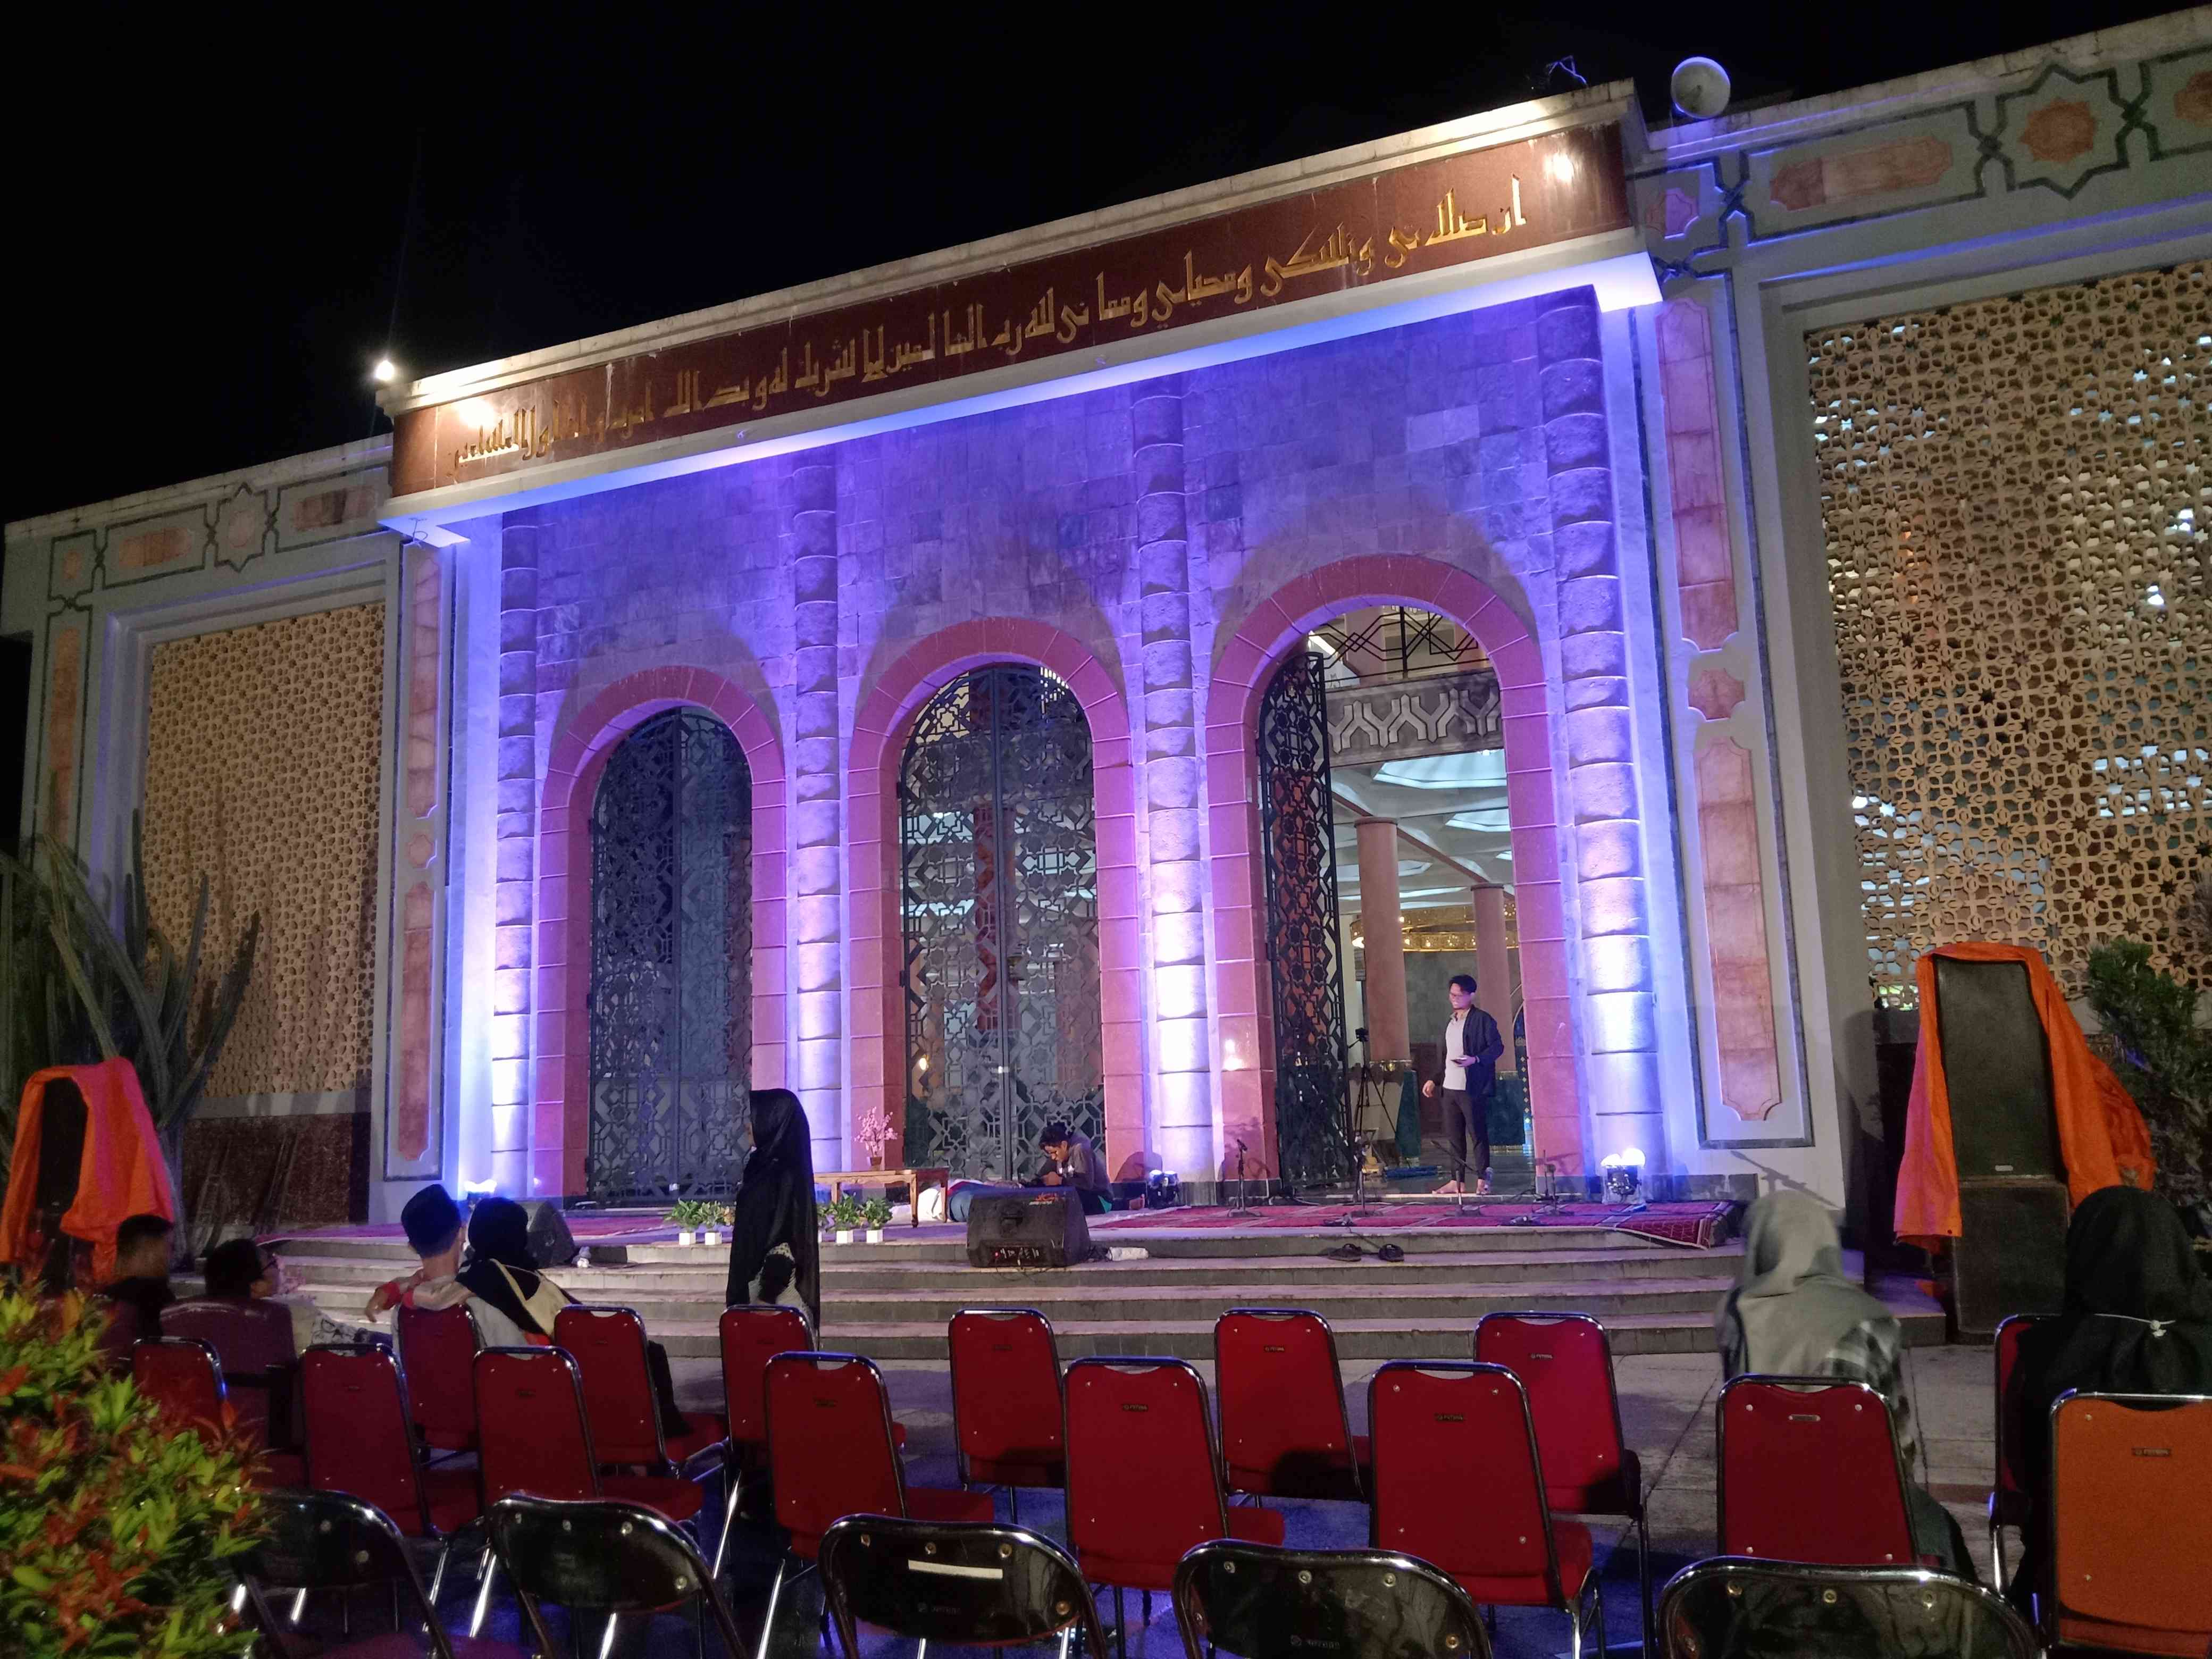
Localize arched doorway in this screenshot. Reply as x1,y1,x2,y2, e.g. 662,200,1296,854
586,708,752,1202
899,664,1103,1179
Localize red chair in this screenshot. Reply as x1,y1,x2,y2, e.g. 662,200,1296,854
714,1303,833,1578
133,1336,228,1435
1214,1308,1364,1501
301,1344,480,1601
551,1304,726,1472
2046,1390,2212,1656
1369,1361,1603,1659
395,1303,479,1456
949,1307,1067,1510
162,1297,299,1451
1717,1376,1916,1566
1065,1357,1285,1651
760,1352,993,1636
1987,1312,2043,1583
1474,1312,1647,1645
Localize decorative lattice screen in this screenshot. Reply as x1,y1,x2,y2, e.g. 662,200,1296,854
1811,261,2209,1003
143,602,387,1094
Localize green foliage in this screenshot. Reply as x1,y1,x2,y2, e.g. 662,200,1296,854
666,1199,726,1229
824,1194,864,1232
2087,938,2212,1211
860,1195,893,1229
0,1287,265,1657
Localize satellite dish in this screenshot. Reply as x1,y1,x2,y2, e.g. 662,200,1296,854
1670,57,1731,120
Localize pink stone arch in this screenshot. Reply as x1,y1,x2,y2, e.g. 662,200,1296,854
1206,554,1585,1174
537,667,787,1199
848,619,1138,1170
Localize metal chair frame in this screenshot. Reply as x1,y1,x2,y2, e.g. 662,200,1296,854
1716,1373,1917,1566
555,1301,728,1479
1987,1311,2043,1585
486,1493,746,1659
1213,1306,1363,1502
819,1513,1110,1658
712,1301,816,1580
130,1334,228,1429
237,1487,472,1659
1172,1539,1495,1659
948,1304,1066,1516
1654,1556,2041,1658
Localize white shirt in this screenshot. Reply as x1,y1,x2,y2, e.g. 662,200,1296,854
1444,1010,1468,1087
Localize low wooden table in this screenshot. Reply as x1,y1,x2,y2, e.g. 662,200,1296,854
817,1167,950,1228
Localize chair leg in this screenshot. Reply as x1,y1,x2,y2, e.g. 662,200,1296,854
1636,1506,1652,1658
1113,1586,1126,1659
1010,1486,1020,1524
713,1467,745,1580
755,1557,787,1659
1141,1589,1151,1630
470,1554,499,1639
1990,1516,2007,1586
428,1539,452,1607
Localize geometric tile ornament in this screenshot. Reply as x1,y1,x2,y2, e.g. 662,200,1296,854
1809,261,2209,1004
141,602,388,1095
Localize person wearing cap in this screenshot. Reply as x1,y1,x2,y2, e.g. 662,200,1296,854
363,1184,467,1321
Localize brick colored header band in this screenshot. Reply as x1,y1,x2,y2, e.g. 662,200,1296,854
389,122,1629,497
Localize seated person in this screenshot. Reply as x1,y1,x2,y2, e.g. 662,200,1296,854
1031,1121,1110,1216
364,1184,467,1323
2007,1186,2212,1608
98,1212,177,1359
1717,1191,1974,1576
198,1236,355,1353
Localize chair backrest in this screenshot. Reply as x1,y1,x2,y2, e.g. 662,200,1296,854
2049,1390,2212,1647
1368,1362,1565,1601
240,1488,457,1659
720,1303,815,1452
1655,1557,2040,1659
161,1297,297,1446
131,1336,227,1435
474,1345,601,1506
1717,1376,1915,1566
764,1352,907,1551
551,1304,666,1467
487,1495,747,1655
1991,1312,2043,1505
1473,1311,1628,1501
1065,1359,1231,1571
820,1514,1107,1657
395,1303,478,1451
1174,1539,1493,1659
301,1345,433,1534
1214,1308,1360,1499
948,1308,1065,1485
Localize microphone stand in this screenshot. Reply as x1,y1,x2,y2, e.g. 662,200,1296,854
1226,1140,1250,1217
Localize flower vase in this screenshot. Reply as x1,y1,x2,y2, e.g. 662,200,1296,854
676,1229,696,1247
866,1227,885,1244
834,1228,855,1245
702,1229,721,1247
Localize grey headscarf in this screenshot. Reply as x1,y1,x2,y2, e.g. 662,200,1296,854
1717,1192,1892,1378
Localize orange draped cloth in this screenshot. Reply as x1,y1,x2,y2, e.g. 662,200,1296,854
1894,942,2156,1250
0,1058,175,1284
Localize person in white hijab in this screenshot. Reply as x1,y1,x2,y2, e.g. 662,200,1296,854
1717,1191,1973,1576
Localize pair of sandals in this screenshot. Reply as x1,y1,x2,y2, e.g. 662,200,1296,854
1325,1241,1404,1263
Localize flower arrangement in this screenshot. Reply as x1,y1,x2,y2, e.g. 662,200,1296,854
852,1099,895,1167
0,1288,265,1657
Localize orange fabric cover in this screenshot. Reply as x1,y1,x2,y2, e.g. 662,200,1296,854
0,1059,175,1283
1894,943,2155,1249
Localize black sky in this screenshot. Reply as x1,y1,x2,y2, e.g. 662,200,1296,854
6,2,2182,531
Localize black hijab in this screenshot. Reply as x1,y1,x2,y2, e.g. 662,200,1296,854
724,1088,819,1328
458,1196,560,1339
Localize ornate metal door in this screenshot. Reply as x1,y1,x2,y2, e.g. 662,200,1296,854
588,709,751,1202
899,665,1103,1179
1257,649,1352,1186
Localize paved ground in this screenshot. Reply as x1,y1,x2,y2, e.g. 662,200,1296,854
554,1343,1997,1657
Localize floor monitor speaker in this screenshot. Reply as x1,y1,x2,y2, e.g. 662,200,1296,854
1953,1179,2068,1336
520,1199,580,1267
966,1192,1093,1269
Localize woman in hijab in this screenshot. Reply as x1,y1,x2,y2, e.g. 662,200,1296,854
1717,1191,1973,1575
2007,1186,2212,1604
456,1195,573,1347
725,1088,821,1330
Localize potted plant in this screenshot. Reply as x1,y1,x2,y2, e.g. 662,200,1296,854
825,1194,862,1244
703,1204,731,1249
667,1198,718,1245
861,1195,892,1243
2087,931,2211,1230
0,1288,265,1657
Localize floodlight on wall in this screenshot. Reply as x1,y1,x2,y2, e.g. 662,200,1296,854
1669,56,1731,120
373,357,398,384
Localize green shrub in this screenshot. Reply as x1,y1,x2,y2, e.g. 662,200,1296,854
2087,938,2211,1214
0,1287,265,1657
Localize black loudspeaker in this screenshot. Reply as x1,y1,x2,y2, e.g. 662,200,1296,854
1934,957,2064,1182
966,1192,1093,1269
1952,1180,2069,1336
521,1200,580,1267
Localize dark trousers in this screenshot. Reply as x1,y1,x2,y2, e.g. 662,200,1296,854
1440,1089,1490,1185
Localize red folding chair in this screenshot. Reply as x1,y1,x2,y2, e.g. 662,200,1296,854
133,1336,229,1436
551,1304,726,1472
162,1297,299,1452
2046,1390,2212,1656
949,1307,1066,1512
1475,1311,1647,1646
395,1303,479,1457
1369,1361,1604,1659
1214,1308,1364,1502
761,1352,993,1643
714,1303,840,1578
1066,1357,1285,1655
301,1344,480,1602
1717,1376,1917,1566
1987,1312,2043,1583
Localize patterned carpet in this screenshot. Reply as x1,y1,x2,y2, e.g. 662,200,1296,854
1095,1199,1740,1247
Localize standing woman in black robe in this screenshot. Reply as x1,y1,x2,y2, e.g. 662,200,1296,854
724,1088,822,1330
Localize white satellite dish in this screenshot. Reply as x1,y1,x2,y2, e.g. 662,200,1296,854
1671,57,1732,120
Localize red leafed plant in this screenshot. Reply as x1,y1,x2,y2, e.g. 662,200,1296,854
0,1287,265,1656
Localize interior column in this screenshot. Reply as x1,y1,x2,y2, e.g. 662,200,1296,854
1354,817,1410,1063
1473,883,1514,1076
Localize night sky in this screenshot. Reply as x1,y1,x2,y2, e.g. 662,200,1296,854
5,2,2181,531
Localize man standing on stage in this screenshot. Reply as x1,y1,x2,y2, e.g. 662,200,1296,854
1422,973,1505,1195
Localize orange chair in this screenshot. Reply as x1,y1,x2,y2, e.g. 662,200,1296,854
1214,1308,1365,1501
1475,1311,1647,1645
1369,1361,1603,1659
2045,1390,2212,1656
1987,1312,2043,1583
1717,1376,1917,1567
949,1307,1066,1512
